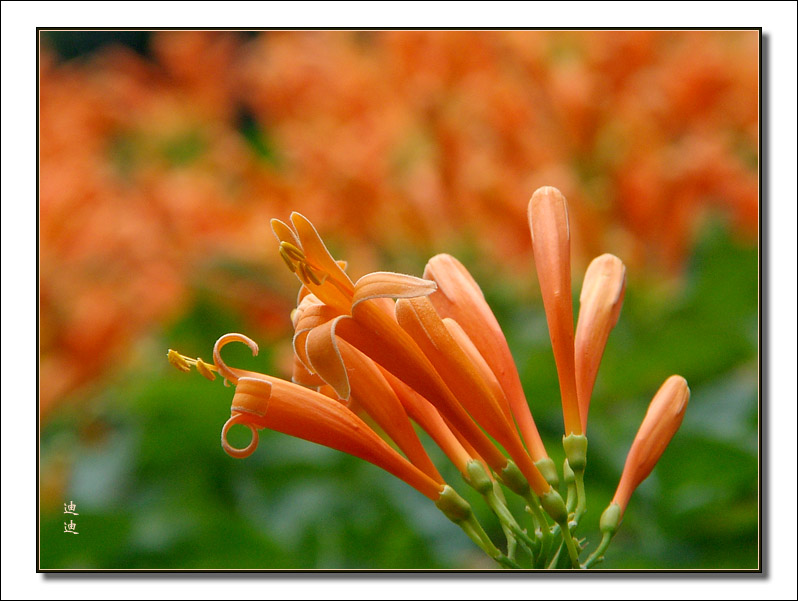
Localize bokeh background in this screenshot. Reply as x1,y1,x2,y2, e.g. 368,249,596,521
39,29,759,570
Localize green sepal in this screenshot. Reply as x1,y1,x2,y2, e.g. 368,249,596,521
464,459,493,494
435,485,472,523
534,457,560,488
562,458,575,485
599,502,622,536
563,434,588,472
539,487,568,525
500,460,530,497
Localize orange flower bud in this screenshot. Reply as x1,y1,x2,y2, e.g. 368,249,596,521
574,253,626,431
612,375,690,516
528,186,580,435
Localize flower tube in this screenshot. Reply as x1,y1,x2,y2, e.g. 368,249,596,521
528,186,581,436
574,253,626,431
611,375,690,518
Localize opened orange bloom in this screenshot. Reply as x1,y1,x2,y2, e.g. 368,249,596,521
275,213,551,496
213,333,446,501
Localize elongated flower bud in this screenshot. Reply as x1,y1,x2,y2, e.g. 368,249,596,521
528,186,580,435
424,254,549,463
612,375,690,516
575,253,626,431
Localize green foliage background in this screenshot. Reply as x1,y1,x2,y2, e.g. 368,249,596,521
40,224,758,570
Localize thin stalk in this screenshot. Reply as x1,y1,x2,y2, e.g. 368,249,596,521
584,532,613,568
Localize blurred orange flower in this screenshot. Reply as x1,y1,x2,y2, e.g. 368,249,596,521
40,30,757,418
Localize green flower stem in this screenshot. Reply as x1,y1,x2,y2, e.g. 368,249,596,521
558,520,582,568
547,541,564,569
563,434,588,526
584,531,613,568
563,459,577,513
458,512,520,568
573,468,587,523
583,502,622,568
501,522,518,562
437,481,519,568
483,487,537,558
523,490,553,563
464,460,535,560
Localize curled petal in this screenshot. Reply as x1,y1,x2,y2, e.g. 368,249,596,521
292,352,325,387
230,377,445,501
352,271,437,310
305,316,351,399
213,333,259,385
221,412,261,458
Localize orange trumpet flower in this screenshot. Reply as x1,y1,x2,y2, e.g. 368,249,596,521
272,213,527,494
213,333,446,502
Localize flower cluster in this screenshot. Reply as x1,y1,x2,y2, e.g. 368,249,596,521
41,30,755,417
170,187,689,568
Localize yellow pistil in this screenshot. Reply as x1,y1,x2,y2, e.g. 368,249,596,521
167,349,217,381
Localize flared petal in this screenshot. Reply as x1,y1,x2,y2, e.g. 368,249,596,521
352,271,437,310
290,212,354,292
305,315,352,399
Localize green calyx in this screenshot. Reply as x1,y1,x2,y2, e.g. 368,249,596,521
563,434,588,472
539,487,568,525
534,457,560,488
435,485,472,524
465,460,493,494
500,460,530,497
562,458,575,485
599,502,622,536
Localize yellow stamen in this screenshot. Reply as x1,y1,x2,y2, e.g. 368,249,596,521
167,349,218,381
301,262,323,286
279,247,297,272
167,349,191,372
280,241,306,262
196,358,217,381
